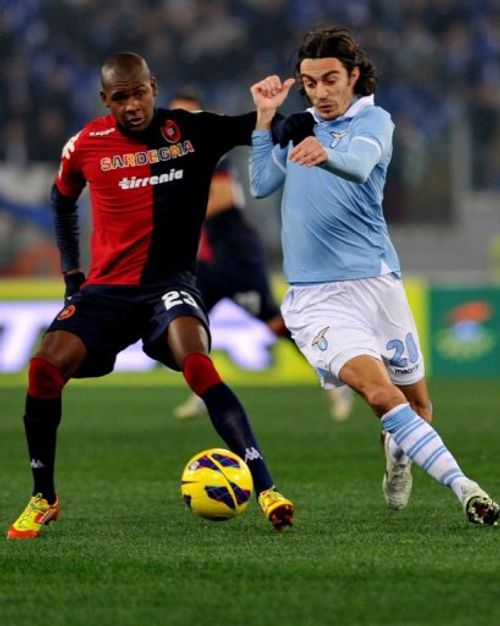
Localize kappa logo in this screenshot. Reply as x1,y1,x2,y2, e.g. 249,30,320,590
30,458,46,469
57,304,76,320
312,327,330,351
89,127,116,137
244,447,263,463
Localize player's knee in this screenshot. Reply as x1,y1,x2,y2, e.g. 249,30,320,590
28,357,66,399
182,352,222,396
363,385,405,416
409,397,433,423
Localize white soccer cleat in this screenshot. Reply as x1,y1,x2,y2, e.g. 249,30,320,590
382,432,413,510
173,393,207,419
325,386,354,422
462,484,500,526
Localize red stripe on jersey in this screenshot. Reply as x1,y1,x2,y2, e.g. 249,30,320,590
197,228,214,263
86,176,153,285
57,115,154,285
211,170,231,182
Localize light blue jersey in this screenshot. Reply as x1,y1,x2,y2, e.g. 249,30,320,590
250,96,401,284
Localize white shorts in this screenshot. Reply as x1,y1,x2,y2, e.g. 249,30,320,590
281,275,425,388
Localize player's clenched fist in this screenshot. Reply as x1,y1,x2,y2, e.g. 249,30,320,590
251,76,295,128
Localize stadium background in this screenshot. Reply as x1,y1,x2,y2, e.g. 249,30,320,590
1,0,500,380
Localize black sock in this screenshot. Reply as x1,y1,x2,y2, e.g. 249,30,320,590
201,383,273,494
23,394,61,504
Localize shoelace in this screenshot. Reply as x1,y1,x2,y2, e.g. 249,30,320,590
261,490,282,506
17,499,46,527
390,465,410,486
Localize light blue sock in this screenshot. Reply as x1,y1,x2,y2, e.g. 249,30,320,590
381,403,475,500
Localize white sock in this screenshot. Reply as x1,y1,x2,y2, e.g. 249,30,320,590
381,403,475,501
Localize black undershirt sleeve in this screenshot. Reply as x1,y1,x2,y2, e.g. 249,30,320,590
51,183,81,273
270,112,316,148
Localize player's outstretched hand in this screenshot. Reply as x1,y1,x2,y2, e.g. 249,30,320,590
289,136,328,167
250,76,295,120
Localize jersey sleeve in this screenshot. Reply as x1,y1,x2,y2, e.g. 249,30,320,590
203,111,257,155
349,106,394,158
249,130,287,198
51,184,81,273
52,130,86,272
320,107,394,183
54,131,86,199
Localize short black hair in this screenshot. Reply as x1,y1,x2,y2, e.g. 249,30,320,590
100,52,152,90
295,27,377,97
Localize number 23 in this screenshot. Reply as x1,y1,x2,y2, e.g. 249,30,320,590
162,290,199,310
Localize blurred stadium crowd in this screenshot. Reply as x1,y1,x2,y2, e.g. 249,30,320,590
0,0,499,276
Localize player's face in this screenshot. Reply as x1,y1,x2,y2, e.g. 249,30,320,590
101,73,158,132
300,58,360,121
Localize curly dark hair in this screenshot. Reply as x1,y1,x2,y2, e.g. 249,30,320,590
294,27,377,97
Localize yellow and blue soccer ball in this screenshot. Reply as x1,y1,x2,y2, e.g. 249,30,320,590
181,448,253,521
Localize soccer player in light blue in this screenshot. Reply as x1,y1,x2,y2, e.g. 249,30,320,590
248,26,499,525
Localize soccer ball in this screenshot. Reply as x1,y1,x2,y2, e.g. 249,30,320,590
181,448,253,521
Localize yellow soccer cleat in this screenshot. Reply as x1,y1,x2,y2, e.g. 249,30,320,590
258,487,294,531
7,493,59,540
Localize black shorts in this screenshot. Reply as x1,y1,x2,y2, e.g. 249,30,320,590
48,273,210,378
197,261,280,321
198,208,280,321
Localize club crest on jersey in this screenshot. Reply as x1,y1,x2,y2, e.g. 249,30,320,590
162,119,181,143
329,130,348,148
57,304,76,320
312,327,329,351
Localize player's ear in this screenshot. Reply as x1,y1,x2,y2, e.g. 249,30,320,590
151,77,158,97
349,66,360,87
100,90,110,108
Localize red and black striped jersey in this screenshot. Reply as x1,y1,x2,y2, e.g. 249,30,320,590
54,108,256,286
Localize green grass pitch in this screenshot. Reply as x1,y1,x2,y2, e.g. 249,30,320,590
1,380,499,626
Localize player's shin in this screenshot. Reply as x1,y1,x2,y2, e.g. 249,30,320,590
24,357,65,504
182,352,274,494
380,403,473,500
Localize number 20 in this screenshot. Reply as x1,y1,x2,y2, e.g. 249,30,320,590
386,332,419,367
162,290,199,311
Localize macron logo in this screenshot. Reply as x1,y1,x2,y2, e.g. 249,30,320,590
118,168,184,190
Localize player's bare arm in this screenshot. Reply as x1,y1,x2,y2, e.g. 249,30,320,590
250,75,295,130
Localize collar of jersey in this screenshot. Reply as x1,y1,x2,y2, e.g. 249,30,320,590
308,95,374,124
117,108,162,140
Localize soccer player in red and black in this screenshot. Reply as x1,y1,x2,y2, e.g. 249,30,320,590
7,52,295,539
